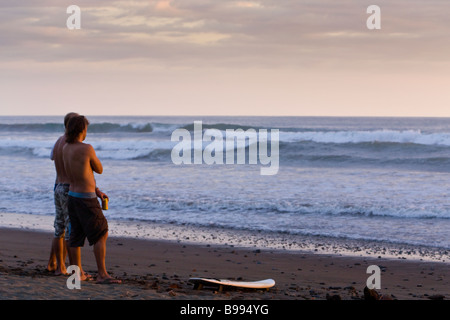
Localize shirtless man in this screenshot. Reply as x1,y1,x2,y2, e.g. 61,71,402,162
63,115,121,284
47,112,78,275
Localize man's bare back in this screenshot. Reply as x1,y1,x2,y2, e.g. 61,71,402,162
63,128,103,193
52,135,71,184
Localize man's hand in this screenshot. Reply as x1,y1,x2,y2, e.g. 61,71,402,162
95,188,108,200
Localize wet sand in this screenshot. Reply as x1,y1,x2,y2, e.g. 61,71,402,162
0,227,448,300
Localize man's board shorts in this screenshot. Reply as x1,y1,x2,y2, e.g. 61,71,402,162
67,191,108,247
54,183,71,240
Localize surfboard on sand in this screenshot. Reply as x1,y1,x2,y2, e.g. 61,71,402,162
188,278,275,291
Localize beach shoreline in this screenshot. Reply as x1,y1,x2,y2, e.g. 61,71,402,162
1,212,448,264
0,224,448,300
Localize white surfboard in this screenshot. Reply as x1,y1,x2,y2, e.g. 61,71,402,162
189,278,275,291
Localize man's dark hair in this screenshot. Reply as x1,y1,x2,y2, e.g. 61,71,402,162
65,115,90,143
64,112,79,129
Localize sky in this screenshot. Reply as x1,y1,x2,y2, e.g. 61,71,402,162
1,0,449,117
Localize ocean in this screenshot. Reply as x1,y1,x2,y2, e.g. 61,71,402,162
0,116,449,259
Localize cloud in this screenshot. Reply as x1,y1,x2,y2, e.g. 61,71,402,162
1,0,450,72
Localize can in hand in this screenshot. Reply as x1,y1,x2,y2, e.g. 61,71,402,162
102,197,109,210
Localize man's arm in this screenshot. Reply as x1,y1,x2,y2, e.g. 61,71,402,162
95,187,108,200
88,144,103,174
94,178,108,200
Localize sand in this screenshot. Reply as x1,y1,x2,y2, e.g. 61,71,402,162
0,227,448,301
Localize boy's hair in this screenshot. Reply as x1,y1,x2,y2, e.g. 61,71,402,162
64,112,79,129
65,115,90,143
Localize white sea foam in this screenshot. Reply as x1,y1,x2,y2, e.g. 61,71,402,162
280,130,450,146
